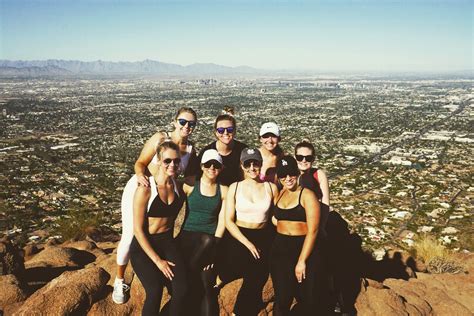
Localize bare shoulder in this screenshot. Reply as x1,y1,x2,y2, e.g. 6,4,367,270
220,184,229,198
301,187,317,201
317,169,328,179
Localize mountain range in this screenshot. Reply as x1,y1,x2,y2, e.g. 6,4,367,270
0,59,261,77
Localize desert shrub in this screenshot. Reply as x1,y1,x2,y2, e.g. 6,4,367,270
412,235,448,263
54,208,104,241
427,256,464,274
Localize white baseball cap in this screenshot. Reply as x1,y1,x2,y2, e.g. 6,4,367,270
201,149,223,164
259,122,280,137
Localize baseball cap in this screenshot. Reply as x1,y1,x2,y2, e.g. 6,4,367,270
276,155,299,178
201,149,223,164
259,122,280,137
240,148,263,164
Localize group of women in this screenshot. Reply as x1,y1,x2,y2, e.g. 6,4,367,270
112,107,330,316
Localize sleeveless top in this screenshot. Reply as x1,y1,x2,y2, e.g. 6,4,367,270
299,168,323,200
147,176,185,218
182,181,222,235
273,188,306,222
235,182,272,224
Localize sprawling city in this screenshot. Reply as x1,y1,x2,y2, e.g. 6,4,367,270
1,76,472,255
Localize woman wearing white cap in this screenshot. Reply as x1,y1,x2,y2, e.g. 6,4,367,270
258,122,284,184
218,148,278,316
113,107,199,304
178,149,228,316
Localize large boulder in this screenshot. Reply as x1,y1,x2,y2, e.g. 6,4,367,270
14,266,109,315
25,246,95,269
0,274,28,310
355,280,409,316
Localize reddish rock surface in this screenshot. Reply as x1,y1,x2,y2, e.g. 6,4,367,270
0,274,27,310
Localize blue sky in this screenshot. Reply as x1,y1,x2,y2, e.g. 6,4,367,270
0,0,472,71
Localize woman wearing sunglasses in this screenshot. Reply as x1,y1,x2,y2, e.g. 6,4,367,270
129,140,187,316
259,122,285,183
178,149,228,316
271,155,321,316
113,107,198,304
197,107,247,186
295,140,329,206
218,148,278,316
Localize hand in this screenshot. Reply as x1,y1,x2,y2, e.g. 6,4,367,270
245,242,260,260
295,260,306,283
137,174,150,187
156,259,175,280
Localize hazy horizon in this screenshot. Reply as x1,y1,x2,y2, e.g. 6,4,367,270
1,0,472,72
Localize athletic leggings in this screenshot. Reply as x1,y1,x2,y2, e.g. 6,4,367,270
130,230,187,316
116,175,137,266
218,226,274,316
178,230,219,316
270,233,322,316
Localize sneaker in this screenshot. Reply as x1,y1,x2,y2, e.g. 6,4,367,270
112,279,130,304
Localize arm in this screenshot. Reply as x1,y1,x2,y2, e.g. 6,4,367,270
318,169,330,206
134,131,166,186
270,183,279,226
295,189,320,282
133,185,175,280
215,185,228,238
224,182,260,259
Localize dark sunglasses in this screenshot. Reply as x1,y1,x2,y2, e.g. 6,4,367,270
243,159,262,169
216,126,234,134
163,158,181,166
178,118,197,128
202,160,223,169
261,133,278,139
295,154,315,162
278,172,299,179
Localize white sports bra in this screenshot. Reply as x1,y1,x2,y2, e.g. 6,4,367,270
235,182,272,224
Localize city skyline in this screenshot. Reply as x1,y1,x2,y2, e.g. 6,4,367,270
1,0,473,72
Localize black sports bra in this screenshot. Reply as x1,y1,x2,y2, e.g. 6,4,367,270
273,188,306,222
147,178,185,218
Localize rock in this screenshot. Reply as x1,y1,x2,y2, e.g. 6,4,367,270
386,249,426,273
0,274,27,309
383,278,432,315
355,285,409,316
87,254,134,286
22,244,40,261
14,266,109,315
0,237,25,277
25,246,95,269
62,240,106,258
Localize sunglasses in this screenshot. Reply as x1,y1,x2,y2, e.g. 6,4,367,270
278,172,299,179
177,118,197,128
243,160,262,169
216,126,234,134
261,133,278,139
202,160,223,169
163,158,181,166
295,154,315,162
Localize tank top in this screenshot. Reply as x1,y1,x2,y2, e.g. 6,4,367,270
235,182,272,224
299,168,323,200
273,188,306,222
182,181,222,235
147,176,184,218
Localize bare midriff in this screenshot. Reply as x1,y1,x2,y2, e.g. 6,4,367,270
147,217,175,234
236,219,267,230
277,221,307,236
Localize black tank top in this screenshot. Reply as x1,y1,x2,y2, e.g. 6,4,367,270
273,188,306,222
299,168,323,200
147,183,185,218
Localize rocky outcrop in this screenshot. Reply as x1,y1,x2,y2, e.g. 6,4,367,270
0,274,27,309
0,237,25,277
14,266,109,315
3,238,471,316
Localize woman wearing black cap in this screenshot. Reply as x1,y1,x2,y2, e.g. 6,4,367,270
218,148,278,316
271,155,321,316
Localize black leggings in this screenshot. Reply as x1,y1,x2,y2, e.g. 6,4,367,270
130,231,187,316
218,226,274,316
270,233,322,316
178,230,219,316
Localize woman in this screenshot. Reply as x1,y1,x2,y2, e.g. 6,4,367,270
198,107,247,186
179,149,228,316
129,140,187,316
295,140,329,206
220,148,278,316
259,122,284,183
113,107,198,304
271,155,321,316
